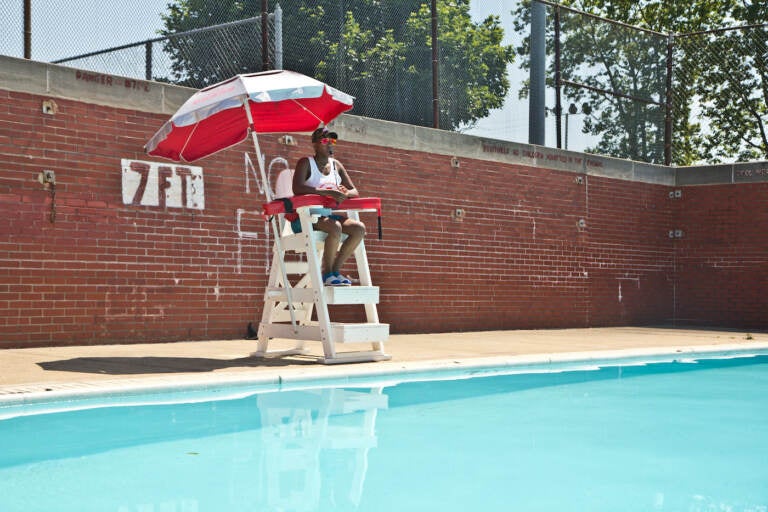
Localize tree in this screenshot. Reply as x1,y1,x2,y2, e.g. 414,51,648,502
510,0,768,164
402,2,514,129
161,0,514,130
685,3,768,162
160,0,265,88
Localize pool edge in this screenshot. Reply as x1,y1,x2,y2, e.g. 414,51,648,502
2,341,768,408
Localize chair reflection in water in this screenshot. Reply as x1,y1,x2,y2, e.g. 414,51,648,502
253,166,390,364
257,387,388,509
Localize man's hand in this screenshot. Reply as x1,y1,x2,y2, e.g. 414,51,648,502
322,189,347,203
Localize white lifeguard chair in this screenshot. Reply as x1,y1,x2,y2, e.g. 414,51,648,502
252,168,390,364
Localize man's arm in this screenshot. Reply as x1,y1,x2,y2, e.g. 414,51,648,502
291,157,312,195
336,161,360,199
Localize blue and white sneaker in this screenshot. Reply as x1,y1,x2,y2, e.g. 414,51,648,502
323,273,349,286
334,272,353,286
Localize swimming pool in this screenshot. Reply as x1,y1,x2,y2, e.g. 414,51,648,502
1,351,766,511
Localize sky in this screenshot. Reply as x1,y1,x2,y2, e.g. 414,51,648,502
0,0,595,151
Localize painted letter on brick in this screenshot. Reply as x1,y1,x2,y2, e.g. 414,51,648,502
121,159,205,210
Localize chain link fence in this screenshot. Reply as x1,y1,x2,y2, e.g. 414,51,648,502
675,25,768,163
542,3,669,164
532,1,768,165
53,17,273,89
0,1,511,133
1,0,766,164
278,2,436,128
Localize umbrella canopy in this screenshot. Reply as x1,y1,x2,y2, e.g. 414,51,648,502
144,70,354,163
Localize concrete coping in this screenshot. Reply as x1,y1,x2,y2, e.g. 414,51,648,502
2,342,767,413
1,54,766,186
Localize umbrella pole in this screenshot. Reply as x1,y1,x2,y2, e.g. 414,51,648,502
249,130,272,203
249,129,298,332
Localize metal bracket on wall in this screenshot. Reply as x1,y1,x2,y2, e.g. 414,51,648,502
668,229,684,238
37,170,56,222
668,189,682,199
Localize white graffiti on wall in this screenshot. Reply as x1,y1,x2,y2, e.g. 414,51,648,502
236,153,292,273
121,159,205,209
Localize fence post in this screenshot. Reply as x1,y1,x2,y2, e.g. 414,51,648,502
664,34,673,166
145,42,153,81
24,0,32,59
273,3,283,70
261,0,271,71
431,0,439,129
554,5,562,149
529,0,546,145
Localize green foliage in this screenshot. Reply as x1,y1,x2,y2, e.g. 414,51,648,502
161,0,514,130
686,8,768,162
402,2,514,128
512,0,767,164
160,0,262,88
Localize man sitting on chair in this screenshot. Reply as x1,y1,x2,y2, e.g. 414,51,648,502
292,127,366,287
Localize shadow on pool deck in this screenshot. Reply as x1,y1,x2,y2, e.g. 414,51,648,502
38,354,318,375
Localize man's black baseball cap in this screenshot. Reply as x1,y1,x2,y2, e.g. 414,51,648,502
311,127,338,142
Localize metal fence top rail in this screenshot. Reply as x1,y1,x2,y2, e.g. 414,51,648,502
674,23,768,38
52,16,264,64
538,1,768,40
535,0,668,37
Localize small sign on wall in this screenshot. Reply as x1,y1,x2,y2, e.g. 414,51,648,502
121,159,205,210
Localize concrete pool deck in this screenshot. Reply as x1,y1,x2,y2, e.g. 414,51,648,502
2,326,768,402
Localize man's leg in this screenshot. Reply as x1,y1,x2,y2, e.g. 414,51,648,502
314,217,343,276
333,218,366,273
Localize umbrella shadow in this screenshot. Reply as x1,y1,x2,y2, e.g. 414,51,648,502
38,354,318,376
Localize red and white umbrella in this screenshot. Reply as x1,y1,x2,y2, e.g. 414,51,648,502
145,71,357,329
144,70,354,198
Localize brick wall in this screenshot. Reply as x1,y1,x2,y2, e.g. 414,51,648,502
0,91,260,346
675,184,768,329
1,70,766,347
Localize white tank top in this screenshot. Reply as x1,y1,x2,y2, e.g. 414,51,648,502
304,157,341,191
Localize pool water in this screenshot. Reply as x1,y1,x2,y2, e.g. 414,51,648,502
1,354,767,512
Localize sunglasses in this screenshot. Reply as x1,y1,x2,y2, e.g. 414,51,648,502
319,138,337,145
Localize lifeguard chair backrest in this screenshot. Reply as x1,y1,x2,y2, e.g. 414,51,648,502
273,168,296,237
274,168,295,199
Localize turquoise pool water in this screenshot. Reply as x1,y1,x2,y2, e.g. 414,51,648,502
1,353,767,511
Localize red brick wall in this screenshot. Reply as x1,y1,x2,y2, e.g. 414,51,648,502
0,88,763,348
675,184,768,329
0,90,275,347
580,176,676,327
365,153,676,332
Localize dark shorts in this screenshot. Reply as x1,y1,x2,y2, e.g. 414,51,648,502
291,214,347,234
